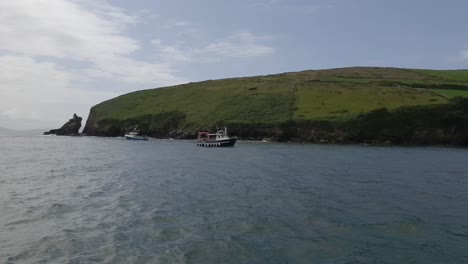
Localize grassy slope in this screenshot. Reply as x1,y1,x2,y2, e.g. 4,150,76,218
410,69,468,82
294,83,443,120
89,67,468,129
430,89,468,99
93,77,295,126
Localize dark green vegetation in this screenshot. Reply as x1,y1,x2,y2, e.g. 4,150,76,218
83,67,468,146
431,89,468,99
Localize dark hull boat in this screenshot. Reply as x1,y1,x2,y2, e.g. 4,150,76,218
196,138,237,147
196,128,237,147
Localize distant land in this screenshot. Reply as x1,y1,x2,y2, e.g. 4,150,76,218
0,127,45,136
83,67,468,146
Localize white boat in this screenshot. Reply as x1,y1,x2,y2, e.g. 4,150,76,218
196,127,236,147
125,130,149,141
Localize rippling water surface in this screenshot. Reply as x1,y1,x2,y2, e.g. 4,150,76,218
1,136,468,263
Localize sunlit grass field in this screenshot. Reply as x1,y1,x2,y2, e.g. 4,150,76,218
91,67,468,126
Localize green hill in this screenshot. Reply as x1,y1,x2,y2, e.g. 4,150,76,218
83,67,468,145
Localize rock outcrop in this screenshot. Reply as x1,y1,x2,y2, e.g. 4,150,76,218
44,114,82,135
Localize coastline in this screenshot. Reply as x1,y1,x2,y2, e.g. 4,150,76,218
37,133,468,148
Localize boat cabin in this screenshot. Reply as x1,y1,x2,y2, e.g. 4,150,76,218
197,130,229,142
196,127,236,147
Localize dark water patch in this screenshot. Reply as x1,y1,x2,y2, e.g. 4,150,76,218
5,218,37,227
441,226,468,238
46,203,75,216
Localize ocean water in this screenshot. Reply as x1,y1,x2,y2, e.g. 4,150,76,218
1,136,467,264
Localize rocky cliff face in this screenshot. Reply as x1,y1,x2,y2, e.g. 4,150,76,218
82,109,97,135
44,114,82,135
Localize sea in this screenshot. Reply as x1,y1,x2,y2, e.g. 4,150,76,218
1,136,467,264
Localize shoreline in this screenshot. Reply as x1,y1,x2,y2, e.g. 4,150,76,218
30,133,468,149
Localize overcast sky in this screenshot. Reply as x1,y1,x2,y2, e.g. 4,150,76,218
1,0,468,130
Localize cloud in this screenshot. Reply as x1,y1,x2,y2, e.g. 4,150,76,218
0,55,116,129
151,31,276,65
462,50,468,60
0,0,179,85
0,0,184,129
250,0,320,14
0,1,136,60
202,31,275,58
151,39,192,63
251,0,284,8
160,20,194,29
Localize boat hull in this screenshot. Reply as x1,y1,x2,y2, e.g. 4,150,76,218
125,135,149,141
196,138,236,147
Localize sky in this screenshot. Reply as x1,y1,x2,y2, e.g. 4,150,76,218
1,0,468,130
